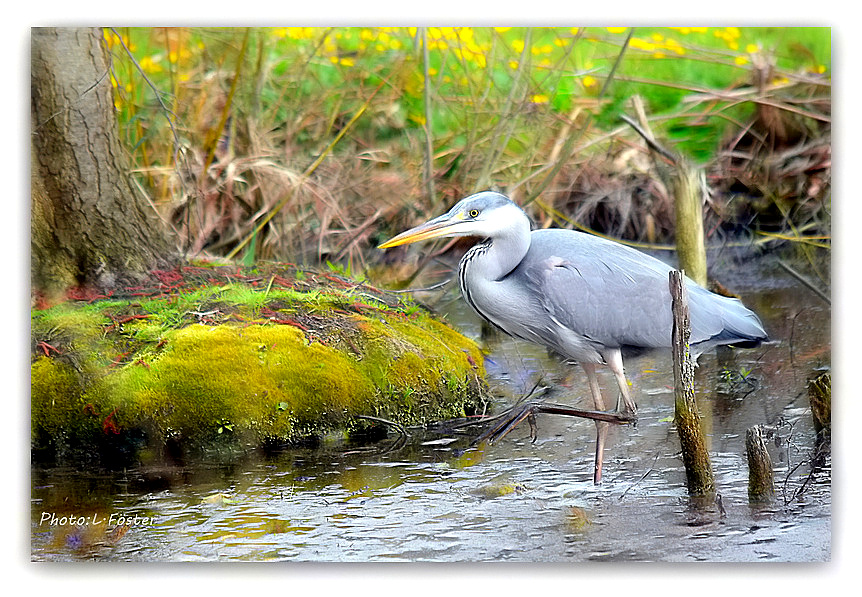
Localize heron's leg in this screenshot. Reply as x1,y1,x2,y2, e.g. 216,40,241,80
602,348,638,415
582,362,608,485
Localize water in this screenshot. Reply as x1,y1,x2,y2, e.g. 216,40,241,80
30,255,831,562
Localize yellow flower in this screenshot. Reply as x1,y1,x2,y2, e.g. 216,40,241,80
530,94,549,104
630,37,655,52
664,37,684,55
745,43,759,54
139,55,163,74
494,27,511,33
570,27,579,35
509,60,519,69
582,75,597,88
511,39,525,53
606,27,627,34
734,55,749,65
286,27,315,40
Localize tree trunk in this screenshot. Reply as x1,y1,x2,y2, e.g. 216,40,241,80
31,27,175,302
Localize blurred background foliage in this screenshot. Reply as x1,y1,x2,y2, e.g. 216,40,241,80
103,26,830,273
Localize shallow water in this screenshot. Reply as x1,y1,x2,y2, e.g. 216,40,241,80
30,255,831,562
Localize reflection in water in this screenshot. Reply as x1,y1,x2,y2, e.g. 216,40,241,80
31,262,830,562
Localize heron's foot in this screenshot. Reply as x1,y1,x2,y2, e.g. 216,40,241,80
613,393,638,419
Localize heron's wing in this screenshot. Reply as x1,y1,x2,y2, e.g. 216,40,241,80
517,230,763,350
517,230,673,349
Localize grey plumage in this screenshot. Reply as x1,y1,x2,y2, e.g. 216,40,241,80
379,190,767,483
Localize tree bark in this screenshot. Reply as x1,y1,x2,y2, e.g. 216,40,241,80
31,27,176,301
746,424,775,503
670,269,715,497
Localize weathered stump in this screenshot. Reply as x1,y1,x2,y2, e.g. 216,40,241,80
808,371,831,437
670,270,715,497
746,425,775,503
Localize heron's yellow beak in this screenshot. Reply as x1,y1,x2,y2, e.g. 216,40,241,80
378,212,466,249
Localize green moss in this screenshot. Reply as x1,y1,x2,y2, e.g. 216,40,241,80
30,270,488,463
100,323,377,443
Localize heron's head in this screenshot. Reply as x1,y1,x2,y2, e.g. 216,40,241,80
378,191,529,249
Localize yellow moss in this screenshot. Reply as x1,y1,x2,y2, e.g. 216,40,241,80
31,278,489,458
30,357,96,443
103,324,376,442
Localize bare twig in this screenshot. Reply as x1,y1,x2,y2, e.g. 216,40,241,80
620,113,677,164
777,259,831,305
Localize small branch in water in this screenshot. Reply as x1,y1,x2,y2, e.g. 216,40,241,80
777,259,831,305
618,452,660,501
353,415,409,454
471,401,636,447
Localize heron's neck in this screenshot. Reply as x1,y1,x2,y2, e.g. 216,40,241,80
463,218,531,282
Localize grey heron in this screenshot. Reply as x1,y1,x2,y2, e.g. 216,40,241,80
379,191,767,483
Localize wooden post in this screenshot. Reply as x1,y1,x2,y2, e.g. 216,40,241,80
746,425,775,503
669,270,715,497
672,164,708,288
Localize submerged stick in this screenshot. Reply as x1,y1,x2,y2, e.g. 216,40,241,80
470,402,635,447
670,269,715,497
746,424,775,503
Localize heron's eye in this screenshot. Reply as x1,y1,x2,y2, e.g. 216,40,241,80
468,209,480,218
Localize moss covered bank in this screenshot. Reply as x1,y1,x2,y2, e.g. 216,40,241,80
31,263,488,465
